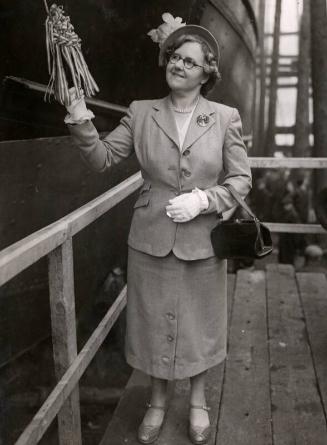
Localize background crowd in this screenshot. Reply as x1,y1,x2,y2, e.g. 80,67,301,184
249,167,326,272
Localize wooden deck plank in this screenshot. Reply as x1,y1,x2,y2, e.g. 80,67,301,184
216,270,272,445
266,264,327,445
99,370,151,445
156,363,224,445
296,272,327,421
100,269,327,445
99,275,236,445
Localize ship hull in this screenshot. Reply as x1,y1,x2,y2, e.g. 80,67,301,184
0,0,258,367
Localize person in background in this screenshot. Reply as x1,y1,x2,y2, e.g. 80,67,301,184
299,244,325,273
276,180,301,264
250,172,273,221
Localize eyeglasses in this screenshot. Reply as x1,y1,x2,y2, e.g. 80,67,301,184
168,53,204,70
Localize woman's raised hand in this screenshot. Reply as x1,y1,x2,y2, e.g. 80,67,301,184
64,87,95,124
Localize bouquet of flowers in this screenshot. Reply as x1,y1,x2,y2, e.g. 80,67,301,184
44,3,99,105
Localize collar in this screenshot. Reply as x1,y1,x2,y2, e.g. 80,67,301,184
152,95,216,151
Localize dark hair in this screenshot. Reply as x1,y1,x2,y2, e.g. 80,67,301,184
165,34,222,96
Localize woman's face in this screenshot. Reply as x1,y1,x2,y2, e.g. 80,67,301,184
166,41,209,95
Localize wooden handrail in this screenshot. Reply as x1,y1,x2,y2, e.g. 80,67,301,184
0,221,68,288
15,286,127,445
0,172,142,287
265,222,326,234
249,157,327,168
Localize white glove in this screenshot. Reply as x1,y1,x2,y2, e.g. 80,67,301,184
64,87,94,124
165,188,209,223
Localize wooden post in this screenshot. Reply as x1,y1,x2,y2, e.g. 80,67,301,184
254,0,266,157
0,384,4,445
310,0,327,194
265,0,282,156
48,238,82,445
293,0,311,160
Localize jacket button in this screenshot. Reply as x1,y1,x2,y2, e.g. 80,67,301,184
166,312,175,320
167,335,174,342
183,169,191,177
162,356,170,363
183,149,191,156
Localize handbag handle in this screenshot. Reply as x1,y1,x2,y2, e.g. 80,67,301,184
225,184,267,253
224,183,258,220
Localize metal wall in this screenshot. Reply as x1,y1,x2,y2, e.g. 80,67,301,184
0,0,259,366
1,0,258,139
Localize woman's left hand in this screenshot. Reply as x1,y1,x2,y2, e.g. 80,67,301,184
166,189,208,223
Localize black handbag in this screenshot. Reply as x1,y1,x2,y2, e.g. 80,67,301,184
210,184,273,260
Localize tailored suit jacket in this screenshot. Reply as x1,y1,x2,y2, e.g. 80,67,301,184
68,95,252,260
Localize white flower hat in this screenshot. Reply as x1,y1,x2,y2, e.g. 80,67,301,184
148,13,220,68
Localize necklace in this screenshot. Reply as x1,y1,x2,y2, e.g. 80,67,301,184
170,95,200,113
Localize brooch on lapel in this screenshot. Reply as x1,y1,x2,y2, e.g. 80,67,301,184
196,114,210,127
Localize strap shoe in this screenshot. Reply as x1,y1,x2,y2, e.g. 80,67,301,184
188,404,211,445
137,402,166,444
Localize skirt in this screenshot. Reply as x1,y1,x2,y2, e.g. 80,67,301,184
125,247,227,380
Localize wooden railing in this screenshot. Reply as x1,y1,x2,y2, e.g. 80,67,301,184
0,172,142,445
1,158,326,445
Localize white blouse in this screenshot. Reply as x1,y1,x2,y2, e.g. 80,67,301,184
173,107,196,150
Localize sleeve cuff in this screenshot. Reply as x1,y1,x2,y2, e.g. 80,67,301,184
64,109,95,125
192,187,209,212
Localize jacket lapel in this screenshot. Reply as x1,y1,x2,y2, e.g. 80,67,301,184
152,96,179,148
182,96,216,152
151,95,216,151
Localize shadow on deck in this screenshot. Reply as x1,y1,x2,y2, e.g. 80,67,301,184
100,264,327,445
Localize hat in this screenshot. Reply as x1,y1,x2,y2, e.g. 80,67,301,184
148,13,220,68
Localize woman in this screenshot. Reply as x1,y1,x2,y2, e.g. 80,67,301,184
64,14,251,445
